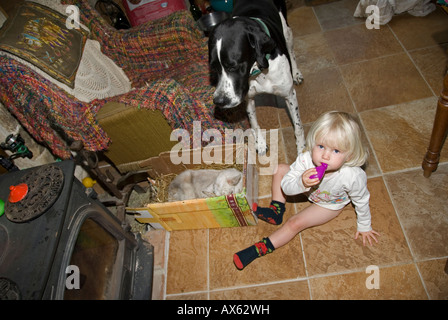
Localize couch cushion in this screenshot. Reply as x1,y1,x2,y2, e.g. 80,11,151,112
0,2,88,88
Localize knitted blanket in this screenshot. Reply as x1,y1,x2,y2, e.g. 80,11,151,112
0,1,248,159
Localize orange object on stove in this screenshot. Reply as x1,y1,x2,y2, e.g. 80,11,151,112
8,183,28,203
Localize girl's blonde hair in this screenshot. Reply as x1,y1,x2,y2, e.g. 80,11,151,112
305,111,368,167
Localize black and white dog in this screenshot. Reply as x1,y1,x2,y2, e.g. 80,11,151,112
209,0,305,154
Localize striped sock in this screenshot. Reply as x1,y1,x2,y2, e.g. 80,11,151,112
253,201,285,225
233,237,275,270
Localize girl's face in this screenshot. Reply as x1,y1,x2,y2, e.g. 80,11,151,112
311,140,349,172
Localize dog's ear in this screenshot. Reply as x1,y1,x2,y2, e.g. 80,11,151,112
208,34,216,63
247,29,276,70
208,37,220,86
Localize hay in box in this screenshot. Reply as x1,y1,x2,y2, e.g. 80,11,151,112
126,144,258,231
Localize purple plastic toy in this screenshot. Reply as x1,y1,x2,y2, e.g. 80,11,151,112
310,163,328,180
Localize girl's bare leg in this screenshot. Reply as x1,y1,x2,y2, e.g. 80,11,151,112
270,204,342,248
271,163,290,203
234,204,342,270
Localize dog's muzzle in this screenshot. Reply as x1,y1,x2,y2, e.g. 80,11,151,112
213,96,236,109
213,90,241,109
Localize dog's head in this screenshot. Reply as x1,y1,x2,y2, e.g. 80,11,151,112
209,18,276,109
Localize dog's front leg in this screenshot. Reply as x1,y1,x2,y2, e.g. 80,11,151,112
286,89,306,154
246,98,268,155
280,12,303,85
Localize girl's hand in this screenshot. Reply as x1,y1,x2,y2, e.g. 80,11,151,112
302,168,320,188
354,229,380,246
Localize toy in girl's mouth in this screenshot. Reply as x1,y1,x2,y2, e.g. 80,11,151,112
310,163,328,180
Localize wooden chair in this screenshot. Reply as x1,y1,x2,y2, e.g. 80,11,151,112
422,73,448,177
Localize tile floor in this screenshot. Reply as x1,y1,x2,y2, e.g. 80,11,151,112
148,0,448,300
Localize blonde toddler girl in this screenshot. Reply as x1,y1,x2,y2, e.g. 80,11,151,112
234,111,380,270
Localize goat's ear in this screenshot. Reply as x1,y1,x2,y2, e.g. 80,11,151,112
227,172,242,186
247,29,276,70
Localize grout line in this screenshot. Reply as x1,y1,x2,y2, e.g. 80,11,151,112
386,24,437,98
206,228,210,300
357,114,384,176
381,162,448,176
311,6,324,33
298,232,313,299
280,127,291,164
414,262,431,299
337,64,359,113
162,230,170,300
381,171,430,299
336,50,406,69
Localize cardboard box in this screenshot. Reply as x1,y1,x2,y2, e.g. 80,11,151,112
122,0,187,26
127,144,258,231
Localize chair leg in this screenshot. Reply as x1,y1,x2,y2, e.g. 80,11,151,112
422,74,448,177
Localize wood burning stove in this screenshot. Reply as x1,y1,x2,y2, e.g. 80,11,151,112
0,161,153,300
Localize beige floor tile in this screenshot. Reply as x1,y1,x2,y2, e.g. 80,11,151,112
310,264,428,299
209,200,306,289
417,258,448,300
143,229,168,300
301,177,412,276
323,24,403,65
409,43,448,95
340,53,433,112
143,229,167,269
294,32,337,76
384,165,448,260
388,8,448,51
256,106,281,130
295,67,355,123
287,6,322,37
211,280,310,300
313,0,364,31
281,126,301,164
278,107,294,129
258,174,274,198
352,113,381,177
360,97,448,172
166,229,208,294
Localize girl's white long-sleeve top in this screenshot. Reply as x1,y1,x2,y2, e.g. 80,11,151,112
281,151,372,232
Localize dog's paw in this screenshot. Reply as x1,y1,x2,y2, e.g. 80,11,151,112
294,72,304,85
256,139,268,155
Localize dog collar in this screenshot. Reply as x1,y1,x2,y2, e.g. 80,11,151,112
250,17,271,38
249,17,271,77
